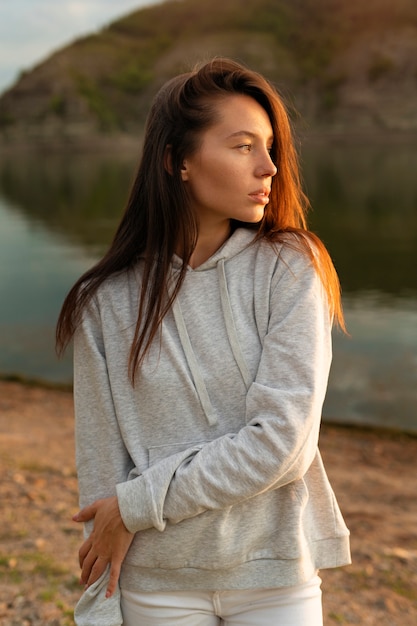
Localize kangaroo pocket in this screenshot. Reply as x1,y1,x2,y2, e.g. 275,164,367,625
124,437,312,571
123,442,347,572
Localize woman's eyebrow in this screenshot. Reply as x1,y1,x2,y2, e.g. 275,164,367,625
227,130,274,141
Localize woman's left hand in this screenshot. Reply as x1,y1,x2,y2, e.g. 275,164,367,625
73,496,134,598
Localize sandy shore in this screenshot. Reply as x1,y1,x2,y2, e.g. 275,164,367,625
0,379,416,625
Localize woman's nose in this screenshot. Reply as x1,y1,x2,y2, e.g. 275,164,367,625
257,150,277,177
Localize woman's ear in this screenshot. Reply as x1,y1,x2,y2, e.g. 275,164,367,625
164,145,189,180
180,161,189,181
163,145,173,175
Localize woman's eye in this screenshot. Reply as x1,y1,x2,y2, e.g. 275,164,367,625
239,144,252,152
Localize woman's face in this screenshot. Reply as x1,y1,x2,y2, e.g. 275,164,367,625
180,94,277,235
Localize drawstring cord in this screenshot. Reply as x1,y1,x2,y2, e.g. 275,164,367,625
217,259,252,390
172,297,219,426
170,259,251,426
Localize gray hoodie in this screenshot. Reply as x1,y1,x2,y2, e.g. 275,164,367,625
73,228,350,625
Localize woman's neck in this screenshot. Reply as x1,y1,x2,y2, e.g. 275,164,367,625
187,221,232,268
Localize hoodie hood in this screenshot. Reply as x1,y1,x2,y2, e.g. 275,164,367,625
171,227,257,272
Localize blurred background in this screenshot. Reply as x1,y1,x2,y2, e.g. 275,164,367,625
0,0,416,433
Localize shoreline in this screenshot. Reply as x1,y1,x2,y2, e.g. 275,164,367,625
1,371,415,438
0,372,73,393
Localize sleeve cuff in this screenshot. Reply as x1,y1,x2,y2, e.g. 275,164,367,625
116,476,165,533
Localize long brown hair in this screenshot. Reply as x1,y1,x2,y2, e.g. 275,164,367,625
56,57,345,379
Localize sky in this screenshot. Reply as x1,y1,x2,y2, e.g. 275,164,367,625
0,0,161,95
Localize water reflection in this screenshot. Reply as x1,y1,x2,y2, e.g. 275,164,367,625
327,293,417,432
0,144,416,431
302,142,417,296
0,152,138,254
0,199,96,381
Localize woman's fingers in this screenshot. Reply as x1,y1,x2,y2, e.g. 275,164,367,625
85,554,109,588
73,501,97,523
73,496,135,594
106,560,122,598
105,530,135,597
78,537,92,568
80,541,101,585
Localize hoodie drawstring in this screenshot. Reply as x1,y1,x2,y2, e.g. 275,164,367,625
171,259,251,427
217,259,252,389
172,297,219,426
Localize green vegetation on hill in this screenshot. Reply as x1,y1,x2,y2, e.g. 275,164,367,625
1,0,417,142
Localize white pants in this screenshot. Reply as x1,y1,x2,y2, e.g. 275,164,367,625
120,575,323,626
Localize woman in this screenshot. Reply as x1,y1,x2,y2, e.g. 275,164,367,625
57,57,350,626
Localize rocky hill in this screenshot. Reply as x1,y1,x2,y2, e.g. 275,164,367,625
1,0,417,147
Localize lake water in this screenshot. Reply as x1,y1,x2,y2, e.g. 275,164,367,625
0,142,416,433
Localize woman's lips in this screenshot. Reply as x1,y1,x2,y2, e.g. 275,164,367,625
248,189,270,204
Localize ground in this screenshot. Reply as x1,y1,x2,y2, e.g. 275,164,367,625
0,380,416,625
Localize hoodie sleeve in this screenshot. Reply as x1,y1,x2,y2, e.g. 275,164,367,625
116,249,333,533
73,298,132,626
